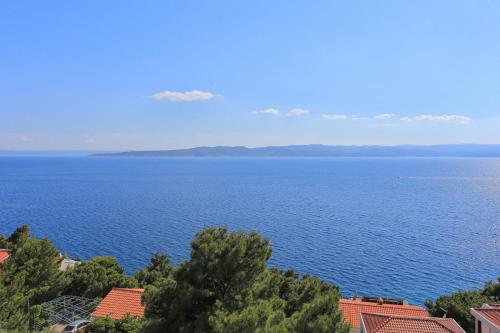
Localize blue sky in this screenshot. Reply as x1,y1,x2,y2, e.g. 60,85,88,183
1,1,500,150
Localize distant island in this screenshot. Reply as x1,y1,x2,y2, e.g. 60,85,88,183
93,144,500,157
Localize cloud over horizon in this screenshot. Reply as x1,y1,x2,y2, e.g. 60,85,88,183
152,90,216,102
252,108,280,116
374,113,396,120
321,113,472,124
400,114,472,123
287,108,310,117
322,114,349,121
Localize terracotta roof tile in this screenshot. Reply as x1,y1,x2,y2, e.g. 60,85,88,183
473,308,500,328
91,288,145,320
339,299,428,328
0,249,11,264
361,313,466,333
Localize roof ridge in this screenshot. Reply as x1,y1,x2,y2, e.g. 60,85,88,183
340,299,425,310
365,313,393,333
366,314,461,333
367,313,452,321
112,287,145,292
433,319,462,333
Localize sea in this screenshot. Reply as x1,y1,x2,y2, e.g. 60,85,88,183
0,156,498,305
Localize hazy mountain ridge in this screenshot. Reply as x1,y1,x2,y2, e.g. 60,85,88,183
93,144,500,157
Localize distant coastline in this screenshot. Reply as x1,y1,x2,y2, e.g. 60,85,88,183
92,144,500,158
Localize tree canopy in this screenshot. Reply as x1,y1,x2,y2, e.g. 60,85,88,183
142,227,349,333
134,252,173,288
425,278,500,333
0,225,66,331
64,256,137,299
3,224,498,333
1,225,350,332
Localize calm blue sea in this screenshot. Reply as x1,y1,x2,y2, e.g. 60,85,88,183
0,156,498,304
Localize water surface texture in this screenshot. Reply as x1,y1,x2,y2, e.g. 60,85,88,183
0,157,498,304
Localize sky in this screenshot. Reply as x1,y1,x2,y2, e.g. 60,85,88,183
1,0,500,150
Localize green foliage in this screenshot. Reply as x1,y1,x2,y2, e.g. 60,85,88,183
186,227,272,307
65,256,138,298
0,328,57,333
143,227,349,333
1,225,350,333
426,277,500,333
0,279,30,331
143,227,273,332
38,327,58,333
134,253,172,288
240,269,349,333
0,225,66,331
91,316,146,333
287,292,347,333
210,298,287,333
483,277,500,299
1,225,66,304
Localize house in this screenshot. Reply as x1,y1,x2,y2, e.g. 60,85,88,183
339,299,428,333
360,313,465,333
90,288,145,320
59,258,80,272
0,249,11,265
471,304,500,333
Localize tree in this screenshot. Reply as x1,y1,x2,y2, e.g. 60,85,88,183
287,292,347,333
143,227,348,333
65,256,137,298
233,269,349,333
6,225,30,246
134,253,173,288
144,227,273,332
1,225,350,333
426,277,500,333
91,315,147,333
4,238,66,304
210,298,287,333
0,225,66,330
426,290,491,333
483,277,500,299
0,275,31,331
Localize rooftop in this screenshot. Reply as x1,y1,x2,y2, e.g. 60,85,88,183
90,288,145,320
471,306,500,329
59,258,80,272
0,249,11,264
361,313,466,333
339,299,428,328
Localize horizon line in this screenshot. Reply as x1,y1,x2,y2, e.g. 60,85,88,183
3,142,500,153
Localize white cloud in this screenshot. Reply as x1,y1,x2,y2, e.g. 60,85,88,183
322,114,348,121
151,90,216,102
351,115,367,121
401,114,472,123
374,113,396,120
287,108,310,117
252,108,280,116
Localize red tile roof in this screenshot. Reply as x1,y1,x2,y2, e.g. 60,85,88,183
472,308,500,328
339,299,428,328
0,249,11,264
361,313,466,333
91,288,145,320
